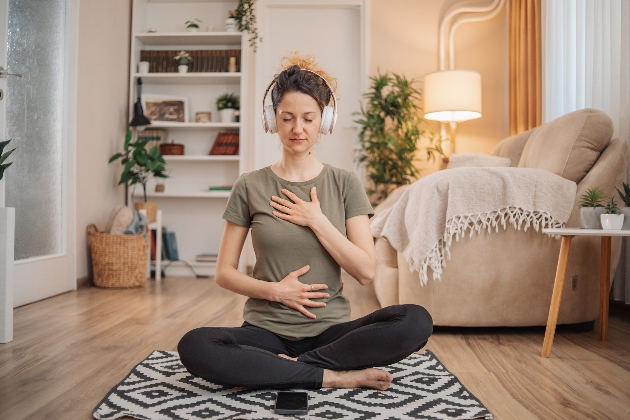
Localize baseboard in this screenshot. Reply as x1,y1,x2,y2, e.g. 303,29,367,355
76,276,91,288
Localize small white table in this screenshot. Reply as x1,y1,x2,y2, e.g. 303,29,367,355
541,228,630,357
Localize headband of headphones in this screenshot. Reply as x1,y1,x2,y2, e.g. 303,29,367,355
260,68,338,135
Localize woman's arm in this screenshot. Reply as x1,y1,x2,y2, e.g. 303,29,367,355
215,220,330,318
270,188,376,285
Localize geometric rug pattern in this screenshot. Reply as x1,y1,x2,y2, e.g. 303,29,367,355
93,350,493,420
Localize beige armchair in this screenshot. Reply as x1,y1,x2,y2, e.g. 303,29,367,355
372,108,628,327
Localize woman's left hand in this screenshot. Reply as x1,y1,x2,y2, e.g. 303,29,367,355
270,187,324,228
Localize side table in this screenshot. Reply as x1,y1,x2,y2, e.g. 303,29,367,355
541,228,630,357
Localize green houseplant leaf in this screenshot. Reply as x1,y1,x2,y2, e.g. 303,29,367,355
0,139,16,181
354,72,439,206
109,129,169,202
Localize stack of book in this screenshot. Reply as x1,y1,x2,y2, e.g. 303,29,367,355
209,131,239,155
140,50,241,73
195,253,218,263
150,227,179,261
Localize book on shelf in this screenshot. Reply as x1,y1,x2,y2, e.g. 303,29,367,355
208,131,239,155
138,128,167,143
195,253,218,263
163,230,179,261
139,49,241,73
208,186,233,191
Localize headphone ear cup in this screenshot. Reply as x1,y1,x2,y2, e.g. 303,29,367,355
263,104,277,134
319,105,334,135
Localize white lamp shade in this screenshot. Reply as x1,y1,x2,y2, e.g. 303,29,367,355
423,70,482,122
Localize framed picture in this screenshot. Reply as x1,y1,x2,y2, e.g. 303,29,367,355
142,94,188,123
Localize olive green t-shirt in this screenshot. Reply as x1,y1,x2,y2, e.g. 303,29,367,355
222,164,374,338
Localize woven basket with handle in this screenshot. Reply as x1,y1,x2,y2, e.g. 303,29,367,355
87,224,148,288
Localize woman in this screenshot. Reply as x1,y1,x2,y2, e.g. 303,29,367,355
178,53,432,391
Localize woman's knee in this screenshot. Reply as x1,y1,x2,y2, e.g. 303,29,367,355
402,304,433,341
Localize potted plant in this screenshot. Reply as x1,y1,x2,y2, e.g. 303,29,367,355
185,18,202,32
216,93,239,123
226,11,238,32
615,182,630,230
0,139,15,182
601,198,624,230
233,0,262,52
109,129,168,222
354,71,436,206
579,187,606,229
174,51,192,73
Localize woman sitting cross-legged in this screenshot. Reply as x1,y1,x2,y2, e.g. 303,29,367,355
178,52,433,390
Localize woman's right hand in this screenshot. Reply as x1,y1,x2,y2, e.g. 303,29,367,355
270,265,330,319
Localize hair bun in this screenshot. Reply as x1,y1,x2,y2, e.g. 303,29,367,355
279,51,338,93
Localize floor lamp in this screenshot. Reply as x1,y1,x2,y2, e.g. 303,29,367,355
423,69,482,163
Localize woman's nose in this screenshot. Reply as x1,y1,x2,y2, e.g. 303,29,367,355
292,120,303,133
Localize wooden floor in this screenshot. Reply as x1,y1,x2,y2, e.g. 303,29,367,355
1,274,630,419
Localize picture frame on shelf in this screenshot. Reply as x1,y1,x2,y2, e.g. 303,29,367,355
142,94,188,123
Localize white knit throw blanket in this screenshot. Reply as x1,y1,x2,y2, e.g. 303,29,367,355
370,167,577,285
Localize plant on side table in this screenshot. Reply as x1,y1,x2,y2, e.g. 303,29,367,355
355,71,438,206
615,181,630,230
109,129,168,222
579,186,605,229
185,18,202,32
216,92,240,123
601,198,624,230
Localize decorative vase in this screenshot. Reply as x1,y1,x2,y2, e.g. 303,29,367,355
178,65,188,73
600,214,624,230
621,208,630,230
134,202,158,223
219,108,236,123
580,207,605,229
155,184,165,193
225,17,237,32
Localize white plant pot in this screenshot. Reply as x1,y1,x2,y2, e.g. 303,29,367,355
580,207,605,229
178,65,188,74
188,27,198,32
0,207,15,343
600,214,624,230
219,108,236,123
621,208,630,230
225,18,237,32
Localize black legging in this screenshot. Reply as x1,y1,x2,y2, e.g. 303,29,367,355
177,304,433,390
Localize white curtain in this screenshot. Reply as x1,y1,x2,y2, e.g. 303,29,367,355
543,0,630,303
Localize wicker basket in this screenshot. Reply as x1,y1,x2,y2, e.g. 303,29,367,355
87,224,148,288
134,201,158,223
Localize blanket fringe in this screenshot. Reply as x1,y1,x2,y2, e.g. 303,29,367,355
409,207,566,285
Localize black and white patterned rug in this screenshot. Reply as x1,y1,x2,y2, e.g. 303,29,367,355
93,350,492,420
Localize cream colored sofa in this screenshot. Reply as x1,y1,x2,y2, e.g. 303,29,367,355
373,108,628,327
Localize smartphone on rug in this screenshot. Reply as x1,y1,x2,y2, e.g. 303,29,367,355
274,391,308,415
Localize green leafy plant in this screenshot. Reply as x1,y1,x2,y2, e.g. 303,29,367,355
580,187,605,208
216,93,240,110
233,0,262,52
185,19,201,29
109,129,168,202
354,71,436,205
174,50,193,66
0,139,15,181
615,182,630,207
604,198,620,215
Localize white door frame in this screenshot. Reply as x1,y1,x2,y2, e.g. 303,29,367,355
3,0,79,309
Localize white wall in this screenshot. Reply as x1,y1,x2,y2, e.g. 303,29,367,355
76,0,131,279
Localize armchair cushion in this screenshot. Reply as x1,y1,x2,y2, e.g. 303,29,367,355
447,153,511,169
518,108,613,183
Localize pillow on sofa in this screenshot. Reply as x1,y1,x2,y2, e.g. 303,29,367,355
447,153,511,169
518,108,613,183
105,205,134,235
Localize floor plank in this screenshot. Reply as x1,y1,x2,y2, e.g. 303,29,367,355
0,274,629,419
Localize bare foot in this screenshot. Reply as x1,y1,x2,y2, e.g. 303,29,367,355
322,368,393,390
277,354,298,361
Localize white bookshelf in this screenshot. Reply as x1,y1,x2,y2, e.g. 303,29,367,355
129,0,251,278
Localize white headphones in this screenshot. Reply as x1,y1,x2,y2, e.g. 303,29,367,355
261,68,338,135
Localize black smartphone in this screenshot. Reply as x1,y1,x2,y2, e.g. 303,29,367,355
274,391,308,415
